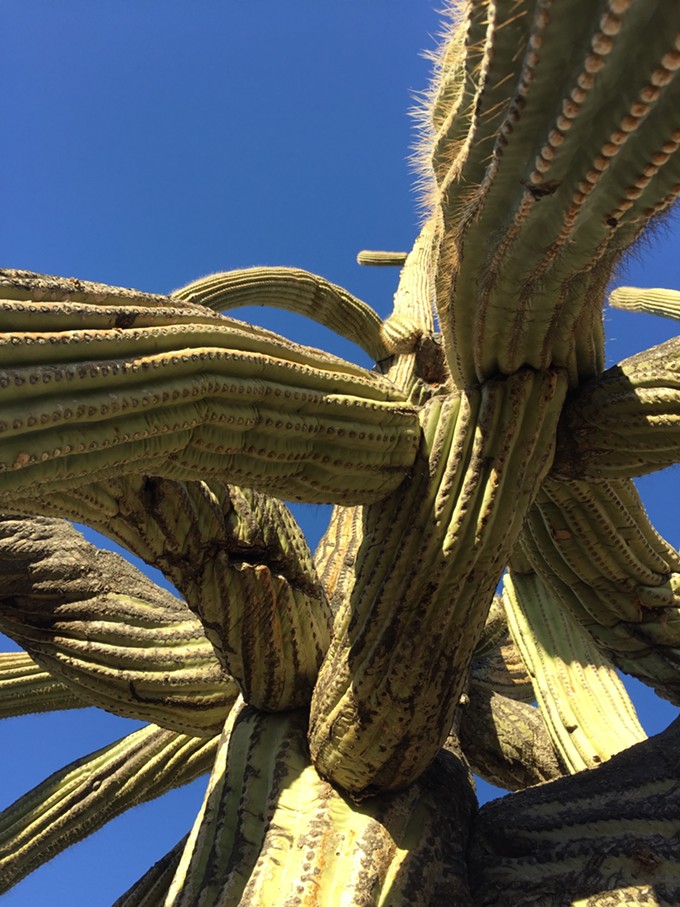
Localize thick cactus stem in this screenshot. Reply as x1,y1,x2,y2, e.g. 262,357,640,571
309,368,567,796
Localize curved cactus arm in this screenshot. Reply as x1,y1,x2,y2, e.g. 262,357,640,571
469,716,680,906
0,516,237,735
520,478,680,704
610,285,680,322
4,474,333,712
503,563,646,773
0,651,85,718
81,476,332,712
0,724,217,895
553,334,680,480
172,267,390,363
113,836,187,907
166,700,475,907
0,270,419,508
420,2,680,386
458,687,567,792
309,369,567,797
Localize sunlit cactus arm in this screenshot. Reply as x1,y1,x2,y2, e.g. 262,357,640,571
610,285,680,321
469,717,680,906
113,837,187,907
172,267,390,363
520,477,680,704
0,516,237,735
458,687,567,792
0,651,85,718
356,250,409,267
309,369,566,796
420,2,680,386
0,270,419,507
552,334,680,479
0,724,217,894
166,699,476,907
503,561,646,773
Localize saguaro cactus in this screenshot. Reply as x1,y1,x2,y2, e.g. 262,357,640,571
2,2,680,904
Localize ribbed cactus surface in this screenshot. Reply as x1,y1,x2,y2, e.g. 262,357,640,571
2,2,680,905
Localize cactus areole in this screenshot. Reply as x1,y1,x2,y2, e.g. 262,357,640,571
2,3,680,905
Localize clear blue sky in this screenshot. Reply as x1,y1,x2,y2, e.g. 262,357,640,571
2,3,679,904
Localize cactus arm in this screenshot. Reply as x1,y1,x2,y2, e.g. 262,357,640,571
172,267,390,363
520,478,680,704
2,478,333,711
469,717,680,906
59,476,333,712
610,285,680,321
458,687,567,791
0,271,419,507
0,724,217,894
166,700,475,907
553,334,680,479
0,517,237,735
423,3,680,386
0,652,84,718
309,369,567,796
356,250,409,267
503,565,646,773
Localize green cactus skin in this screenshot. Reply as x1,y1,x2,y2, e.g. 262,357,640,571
309,369,566,796
469,627,536,704
552,335,680,480
0,517,236,734
0,270,419,508
503,565,646,772
173,267,390,363
611,285,680,322
0,724,217,893
469,717,680,906
0,652,84,718
17,476,334,713
425,1,680,387
163,701,475,907
519,478,680,704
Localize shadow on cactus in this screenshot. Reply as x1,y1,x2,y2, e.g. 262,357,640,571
2,2,680,904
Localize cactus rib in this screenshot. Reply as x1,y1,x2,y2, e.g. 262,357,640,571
458,687,567,791
422,2,680,386
520,478,680,704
